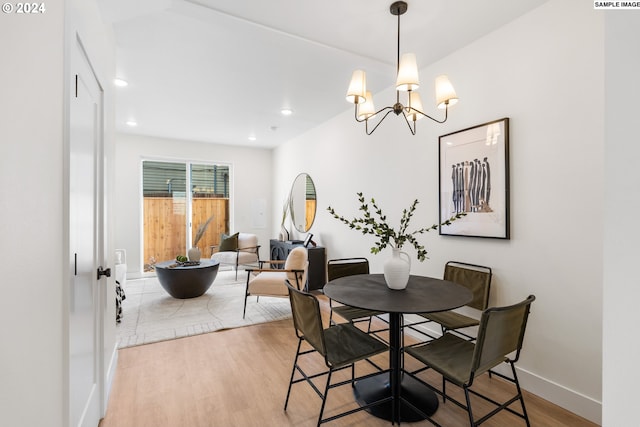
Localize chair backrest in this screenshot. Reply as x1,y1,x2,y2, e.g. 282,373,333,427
237,233,258,251
285,281,326,356
444,261,492,311
471,295,536,377
327,258,369,282
285,247,309,289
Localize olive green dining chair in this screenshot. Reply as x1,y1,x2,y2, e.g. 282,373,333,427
406,261,492,342
326,258,388,336
405,295,536,427
283,280,390,426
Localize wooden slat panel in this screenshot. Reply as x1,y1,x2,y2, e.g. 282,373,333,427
306,200,316,231
192,198,229,256
144,197,229,265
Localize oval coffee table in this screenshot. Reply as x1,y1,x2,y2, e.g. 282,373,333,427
155,259,220,299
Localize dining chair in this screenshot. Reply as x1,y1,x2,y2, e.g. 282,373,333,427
242,246,307,318
326,258,388,336
406,261,492,342
283,280,391,426
404,295,536,427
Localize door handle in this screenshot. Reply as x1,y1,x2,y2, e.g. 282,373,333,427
97,266,111,280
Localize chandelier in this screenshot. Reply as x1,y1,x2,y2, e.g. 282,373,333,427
345,1,458,135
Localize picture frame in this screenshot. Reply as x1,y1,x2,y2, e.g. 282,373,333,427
438,118,510,239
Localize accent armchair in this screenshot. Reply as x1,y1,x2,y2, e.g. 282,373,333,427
210,232,260,279
242,246,308,318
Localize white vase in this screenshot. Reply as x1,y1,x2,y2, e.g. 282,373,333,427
187,247,201,262
384,248,411,290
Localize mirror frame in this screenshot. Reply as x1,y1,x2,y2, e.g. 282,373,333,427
289,173,317,233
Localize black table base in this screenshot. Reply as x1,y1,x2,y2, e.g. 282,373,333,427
155,260,220,299
353,372,438,422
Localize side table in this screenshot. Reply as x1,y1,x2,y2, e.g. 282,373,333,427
269,239,326,291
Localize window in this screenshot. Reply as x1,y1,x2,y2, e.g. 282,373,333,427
142,160,230,270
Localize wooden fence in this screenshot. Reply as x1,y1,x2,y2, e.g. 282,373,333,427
143,197,229,266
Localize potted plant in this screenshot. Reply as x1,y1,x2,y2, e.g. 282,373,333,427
188,215,215,262
327,192,464,289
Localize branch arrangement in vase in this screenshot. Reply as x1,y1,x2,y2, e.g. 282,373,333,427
193,215,215,247
327,192,465,261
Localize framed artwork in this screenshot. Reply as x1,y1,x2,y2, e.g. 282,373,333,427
439,117,510,239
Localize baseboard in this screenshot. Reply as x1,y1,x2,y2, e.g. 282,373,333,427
515,366,601,425
103,343,119,417
403,315,602,425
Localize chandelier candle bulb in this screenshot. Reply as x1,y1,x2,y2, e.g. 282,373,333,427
346,70,367,104
396,53,420,91
357,91,377,120
435,75,459,109
406,91,425,122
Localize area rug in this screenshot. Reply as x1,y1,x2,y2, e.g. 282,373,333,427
117,270,292,348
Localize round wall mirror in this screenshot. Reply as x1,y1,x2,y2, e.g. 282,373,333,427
289,173,317,233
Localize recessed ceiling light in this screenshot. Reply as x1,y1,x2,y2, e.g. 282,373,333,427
248,136,257,141
280,109,293,116
126,120,137,127
114,78,128,87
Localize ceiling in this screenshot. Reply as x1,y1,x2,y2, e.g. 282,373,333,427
98,0,546,148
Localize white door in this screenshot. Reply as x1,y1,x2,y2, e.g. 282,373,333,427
69,38,104,427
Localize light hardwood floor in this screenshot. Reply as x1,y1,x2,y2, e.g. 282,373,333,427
100,296,598,427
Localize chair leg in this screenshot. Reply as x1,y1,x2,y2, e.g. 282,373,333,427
351,363,355,387
463,386,476,427
442,376,447,403
284,339,303,411
510,362,531,427
328,299,338,326
234,253,240,280
243,294,248,319
243,281,250,319
317,369,333,427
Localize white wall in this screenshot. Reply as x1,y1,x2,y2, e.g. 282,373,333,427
0,6,66,426
0,0,115,426
274,0,603,423
114,133,273,276
602,12,640,427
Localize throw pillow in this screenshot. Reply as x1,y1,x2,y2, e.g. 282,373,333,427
219,232,239,251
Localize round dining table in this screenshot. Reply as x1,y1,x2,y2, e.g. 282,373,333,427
324,273,473,422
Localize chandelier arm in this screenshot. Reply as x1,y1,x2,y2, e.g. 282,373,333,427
365,109,396,135
400,110,417,135
354,105,394,123
409,104,450,124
